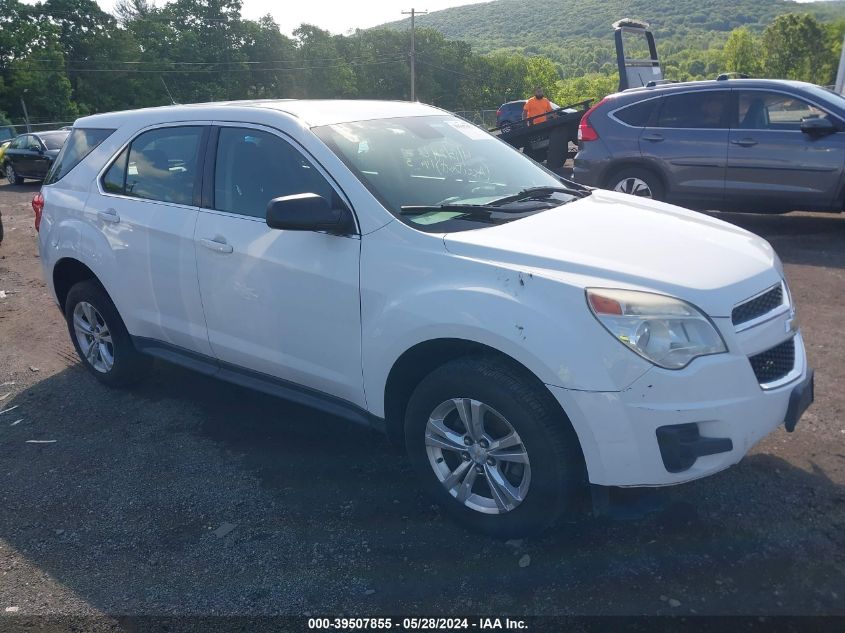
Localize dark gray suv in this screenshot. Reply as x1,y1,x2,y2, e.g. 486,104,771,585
573,78,845,213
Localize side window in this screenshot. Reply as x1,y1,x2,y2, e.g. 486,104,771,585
214,127,336,219
614,99,657,127
737,91,831,131
102,147,128,194
103,126,202,205
655,91,728,129
8,137,22,150
27,136,42,151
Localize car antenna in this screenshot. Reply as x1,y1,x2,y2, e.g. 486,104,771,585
160,76,177,105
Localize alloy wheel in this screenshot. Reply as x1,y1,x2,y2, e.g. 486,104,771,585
425,398,531,515
7,164,17,185
613,176,653,198
72,301,115,373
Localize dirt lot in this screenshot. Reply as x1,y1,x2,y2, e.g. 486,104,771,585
0,182,844,620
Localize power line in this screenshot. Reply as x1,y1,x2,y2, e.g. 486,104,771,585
22,54,402,67
15,58,407,73
415,58,476,80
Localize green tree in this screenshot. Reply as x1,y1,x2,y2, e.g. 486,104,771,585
762,14,832,84
722,27,760,75
7,42,77,122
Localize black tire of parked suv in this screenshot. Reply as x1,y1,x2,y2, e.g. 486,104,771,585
65,280,150,387
606,166,665,201
404,355,586,538
6,163,22,185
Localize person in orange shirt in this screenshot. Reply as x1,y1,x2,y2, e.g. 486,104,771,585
523,86,554,125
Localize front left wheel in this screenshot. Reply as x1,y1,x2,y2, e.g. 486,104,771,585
404,355,586,538
65,280,149,387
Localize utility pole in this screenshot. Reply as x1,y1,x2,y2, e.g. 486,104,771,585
401,8,427,101
20,90,31,133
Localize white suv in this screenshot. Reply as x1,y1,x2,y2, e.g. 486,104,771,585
36,100,814,537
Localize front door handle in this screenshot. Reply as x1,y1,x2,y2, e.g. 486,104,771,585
199,237,234,254
731,138,758,147
642,134,665,142
97,208,120,223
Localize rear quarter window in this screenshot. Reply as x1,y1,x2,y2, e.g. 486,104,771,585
613,99,658,127
45,128,114,184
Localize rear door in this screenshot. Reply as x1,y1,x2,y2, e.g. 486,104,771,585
725,89,845,212
86,123,213,356
638,90,729,208
193,123,364,406
3,136,25,175
10,135,36,177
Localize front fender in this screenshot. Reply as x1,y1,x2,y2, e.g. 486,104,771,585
360,223,652,418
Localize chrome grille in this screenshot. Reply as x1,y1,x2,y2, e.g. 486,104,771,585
732,285,783,327
749,338,795,385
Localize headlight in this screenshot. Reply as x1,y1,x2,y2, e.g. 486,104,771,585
586,288,727,370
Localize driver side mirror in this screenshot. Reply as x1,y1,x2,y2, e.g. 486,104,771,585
265,193,354,234
800,116,836,138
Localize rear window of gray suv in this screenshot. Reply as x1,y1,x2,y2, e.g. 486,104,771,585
614,99,658,127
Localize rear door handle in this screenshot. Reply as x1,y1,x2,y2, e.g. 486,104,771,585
199,237,234,254
97,208,120,223
731,138,758,147
642,134,665,142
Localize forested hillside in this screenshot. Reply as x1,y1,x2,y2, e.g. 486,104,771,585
385,0,845,76
2,0,845,128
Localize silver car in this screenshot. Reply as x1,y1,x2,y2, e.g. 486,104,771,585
573,78,845,213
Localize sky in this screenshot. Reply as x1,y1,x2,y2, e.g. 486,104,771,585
91,0,491,35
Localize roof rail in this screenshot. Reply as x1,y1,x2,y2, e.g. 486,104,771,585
716,72,750,81
645,79,677,88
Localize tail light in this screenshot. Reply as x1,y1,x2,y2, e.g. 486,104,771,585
32,192,44,232
496,109,502,117
578,98,608,142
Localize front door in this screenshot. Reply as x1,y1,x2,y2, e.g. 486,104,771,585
725,90,845,212
193,124,364,406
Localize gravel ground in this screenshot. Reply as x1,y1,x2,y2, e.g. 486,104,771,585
0,182,843,622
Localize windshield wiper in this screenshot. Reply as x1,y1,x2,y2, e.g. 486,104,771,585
399,203,530,216
487,185,591,207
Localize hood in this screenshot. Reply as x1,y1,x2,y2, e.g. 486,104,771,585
442,190,781,317
45,149,61,159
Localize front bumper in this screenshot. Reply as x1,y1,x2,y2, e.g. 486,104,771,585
548,332,811,487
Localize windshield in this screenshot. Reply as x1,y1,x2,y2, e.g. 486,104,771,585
40,131,69,150
313,115,581,232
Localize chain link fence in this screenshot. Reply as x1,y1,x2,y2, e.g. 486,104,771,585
453,109,499,130
1,121,75,142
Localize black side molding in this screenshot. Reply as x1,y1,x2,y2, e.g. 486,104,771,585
132,337,385,432
656,423,733,473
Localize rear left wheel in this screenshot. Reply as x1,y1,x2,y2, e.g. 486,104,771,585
65,280,149,387
607,166,664,201
404,355,585,538
6,163,22,185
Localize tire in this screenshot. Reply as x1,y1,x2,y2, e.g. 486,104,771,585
65,280,149,387
404,355,585,538
6,163,22,185
545,126,569,170
606,166,664,201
